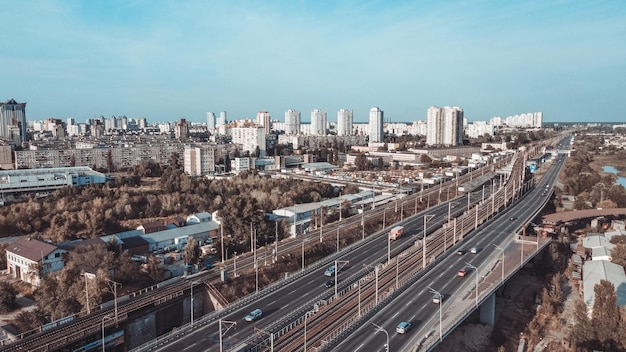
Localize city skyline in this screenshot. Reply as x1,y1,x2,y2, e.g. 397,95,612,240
1,1,625,123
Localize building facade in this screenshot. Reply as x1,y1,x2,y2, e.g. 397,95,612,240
183,146,216,176
426,106,464,147
310,109,327,136
0,98,27,145
337,109,353,136
284,109,301,135
6,238,66,286
256,111,271,135
229,126,266,157
207,112,216,131
368,107,384,143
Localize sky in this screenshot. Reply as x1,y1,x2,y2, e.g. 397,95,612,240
1,0,625,124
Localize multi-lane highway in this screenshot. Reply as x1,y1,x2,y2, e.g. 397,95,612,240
152,185,499,352
329,152,567,352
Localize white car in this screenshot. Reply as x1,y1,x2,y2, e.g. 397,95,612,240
432,293,443,304
324,265,337,277
469,247,478,254
245,309,263,322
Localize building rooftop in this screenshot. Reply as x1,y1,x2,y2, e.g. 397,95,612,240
6,238,58,262
583,260,626,310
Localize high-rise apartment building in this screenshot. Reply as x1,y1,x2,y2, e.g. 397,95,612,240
207,112,216,130
229,126,266,157
217,112,227,126
310,109,327,135
368,107,384,143
426,106,464,147
337,109,353,136
0,98,27,144
175,119,189,139
285,109,301,135
256,111,271,134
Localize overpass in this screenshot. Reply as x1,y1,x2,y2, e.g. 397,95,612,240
325,147,568,352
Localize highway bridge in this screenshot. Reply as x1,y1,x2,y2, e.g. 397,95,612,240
126,148,550,351
330,150,567,352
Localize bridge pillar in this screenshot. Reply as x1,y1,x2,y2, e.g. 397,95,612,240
479,292,496,326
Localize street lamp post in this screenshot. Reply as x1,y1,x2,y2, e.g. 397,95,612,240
465,262,478,307
372,323,389,352
101,314,113,352
304,310,315,352
428,286,443,342
190,281,199,326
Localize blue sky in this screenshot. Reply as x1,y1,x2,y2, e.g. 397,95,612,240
1,0,625,123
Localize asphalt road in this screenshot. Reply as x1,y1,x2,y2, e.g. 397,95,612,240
330,152,567,352
155,189,493,352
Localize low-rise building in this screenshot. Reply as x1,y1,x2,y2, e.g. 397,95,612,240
5,238,66,286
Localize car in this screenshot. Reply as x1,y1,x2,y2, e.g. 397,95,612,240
457,268,467,277
396,321,412,334
324,265,337,277
456,249,466,256
432,293,443,304
509,217,516,221
469,247,478,254
245,309,263,322
324,279,336,288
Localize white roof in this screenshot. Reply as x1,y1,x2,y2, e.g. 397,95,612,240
141,221,218,244
583,260,626,309
582,235,615,250
591,246,611,259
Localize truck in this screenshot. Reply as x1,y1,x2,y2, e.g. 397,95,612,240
389,225,405,241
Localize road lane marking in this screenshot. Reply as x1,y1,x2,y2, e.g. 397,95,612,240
355,343,365,351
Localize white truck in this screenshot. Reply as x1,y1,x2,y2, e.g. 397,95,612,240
389,225,405,241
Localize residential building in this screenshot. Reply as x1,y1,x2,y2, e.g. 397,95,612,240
284,109,301,135
175,119,189,139
337,109,353,136
6,238,66,286
183,145,216,176
410,120,428,136
217,111,227,127
207,112,216,131
368,107,384,143
229,126,266,156
504,112,543,128
256,111,271,134
231,157,252,173
310,109,327,136
0,98,27,145
426,106,464,147
465,121,495,138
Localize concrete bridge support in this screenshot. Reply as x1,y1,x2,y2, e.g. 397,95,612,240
479,292,496,326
